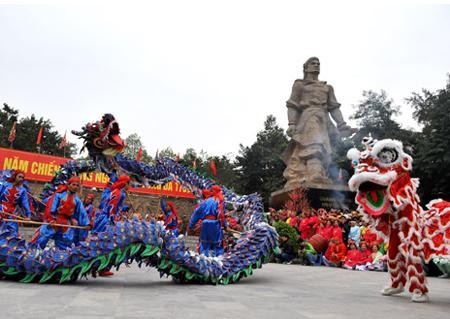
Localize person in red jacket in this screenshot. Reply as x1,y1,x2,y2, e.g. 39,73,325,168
362,228,383,248
357,241,372,263
331,219,344,243
308,210,320,237
316,219,325,237
319,219,334,240
343,241,362,269
323,237,347,267
298,210,312,240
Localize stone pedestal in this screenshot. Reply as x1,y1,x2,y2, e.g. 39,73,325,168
270,182,355,210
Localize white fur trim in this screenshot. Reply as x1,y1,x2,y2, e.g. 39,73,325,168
346,148,360,161
370,139,413,170
348,170,397,192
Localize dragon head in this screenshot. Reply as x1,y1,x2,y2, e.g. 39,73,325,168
347,138,415,218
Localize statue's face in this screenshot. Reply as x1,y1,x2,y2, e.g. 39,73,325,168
305,59,320,74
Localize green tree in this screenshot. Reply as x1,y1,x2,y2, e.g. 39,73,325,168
209,154,237,188
123,133,152,164
0,103,77,157
334,91,420,181
0,103,19,147
179,148,236,187
182,148,200,169
350,90,403,141
159,147,176,159
15,115,77,157
407,75,450,202
234,115,288,208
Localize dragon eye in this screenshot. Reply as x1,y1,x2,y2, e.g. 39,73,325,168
376,147,399,164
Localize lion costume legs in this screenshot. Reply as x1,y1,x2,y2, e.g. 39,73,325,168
382,225,428,302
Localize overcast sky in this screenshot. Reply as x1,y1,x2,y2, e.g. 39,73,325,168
1,1,450,158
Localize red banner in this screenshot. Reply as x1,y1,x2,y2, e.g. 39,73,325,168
0,147,195,199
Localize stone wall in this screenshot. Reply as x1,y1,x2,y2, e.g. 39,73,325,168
27,181,198,232
20,227,199,250
22,181,200,250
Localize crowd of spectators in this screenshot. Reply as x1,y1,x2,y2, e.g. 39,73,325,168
268,207,388,272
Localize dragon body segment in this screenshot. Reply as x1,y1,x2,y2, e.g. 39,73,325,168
0,115,277,284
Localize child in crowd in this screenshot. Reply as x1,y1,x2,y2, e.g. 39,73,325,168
343,241,362,270
361,244,387,271
303,241,322,266
348,220,361,247
274,235,296,264
331,220,344,243
354,242,373,270
323,237,347,267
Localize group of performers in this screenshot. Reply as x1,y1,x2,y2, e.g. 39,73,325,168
1,169,233,275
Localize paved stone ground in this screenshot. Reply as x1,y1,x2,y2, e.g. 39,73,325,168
0,263,449,319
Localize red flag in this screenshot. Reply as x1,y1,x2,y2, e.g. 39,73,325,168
193,158,197,170
176,153,181,162
8,121,16,143
58,131,68,149
136,146,143,161
210,159,217,177
36,127,43,145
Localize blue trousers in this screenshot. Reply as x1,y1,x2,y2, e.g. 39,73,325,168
34,224,75,249
305,252,323,266
92,211,111,234
199,220,224,257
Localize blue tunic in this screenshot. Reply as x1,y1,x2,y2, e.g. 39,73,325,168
161,199,180,236
34,191,89,249
0,181,32,236
189,197,226,257
92,187,125,234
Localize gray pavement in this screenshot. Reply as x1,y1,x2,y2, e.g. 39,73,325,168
0,263,449,319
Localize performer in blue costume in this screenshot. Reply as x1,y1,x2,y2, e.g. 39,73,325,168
160,198,181,236
92,175,130,234
0,170,32,236
91,174,130,277
72,193,95,245
32,176,90,249
83,193,96,225
188,185,227,257
97,171,117,211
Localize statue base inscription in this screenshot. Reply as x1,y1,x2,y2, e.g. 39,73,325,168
270,183,355,211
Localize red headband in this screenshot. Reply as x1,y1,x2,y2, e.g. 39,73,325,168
202,189,213,199
68,176,81,184
112,175,131,190
7,170,25,182
211,185,224,201
55,176,81,193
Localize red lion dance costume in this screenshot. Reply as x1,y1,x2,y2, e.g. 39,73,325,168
347,137,450,303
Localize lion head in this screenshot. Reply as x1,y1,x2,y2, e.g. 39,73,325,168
347,138,417,218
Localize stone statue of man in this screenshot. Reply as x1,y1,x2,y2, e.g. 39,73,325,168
281,57,352,188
